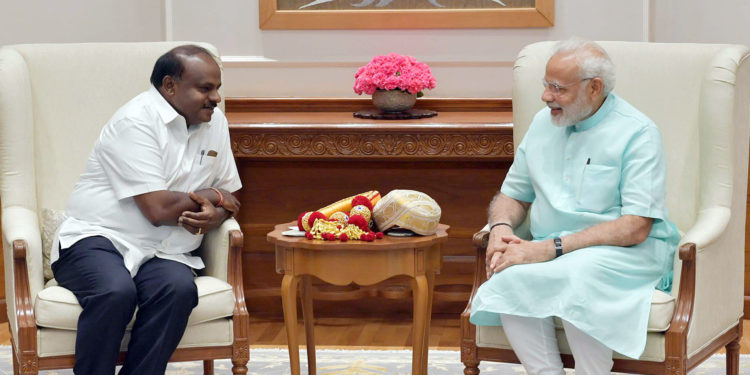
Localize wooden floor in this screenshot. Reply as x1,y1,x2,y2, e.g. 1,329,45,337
1,317,749,353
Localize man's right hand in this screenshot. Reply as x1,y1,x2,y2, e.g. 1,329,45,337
485,228,522,279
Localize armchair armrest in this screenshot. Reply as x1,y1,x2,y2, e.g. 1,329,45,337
462,230,490,318
679,206,730,250
460,229,490,365
199,217,250,355
461,230,490,317
1,206,42,356
200,217,242,284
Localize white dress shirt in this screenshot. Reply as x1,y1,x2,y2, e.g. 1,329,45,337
53,86,242,276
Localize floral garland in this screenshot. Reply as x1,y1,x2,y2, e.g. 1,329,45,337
297,192,384,242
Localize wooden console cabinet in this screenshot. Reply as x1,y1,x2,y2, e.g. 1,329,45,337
226,98,513,317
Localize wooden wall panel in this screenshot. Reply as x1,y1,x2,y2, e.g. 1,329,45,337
227,101,513,318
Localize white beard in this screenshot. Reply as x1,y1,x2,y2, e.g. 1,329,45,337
548,87,594,127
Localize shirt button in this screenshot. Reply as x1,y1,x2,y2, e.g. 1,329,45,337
565,156,570,160
564,176,569,181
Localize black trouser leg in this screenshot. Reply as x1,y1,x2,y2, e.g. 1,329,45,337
52,236,137,375
118,256,198,375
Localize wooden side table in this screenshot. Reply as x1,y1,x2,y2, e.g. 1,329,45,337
267,222,450,375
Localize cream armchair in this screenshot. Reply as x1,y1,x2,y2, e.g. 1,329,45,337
0,42,249,374
461,42,750,374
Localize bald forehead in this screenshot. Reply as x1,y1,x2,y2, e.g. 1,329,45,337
550,45,605,65
176,53,218,68
546,52,580,80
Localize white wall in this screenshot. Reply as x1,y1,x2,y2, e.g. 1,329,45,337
652,0,750,46
0,0,163,44
1,0,747,98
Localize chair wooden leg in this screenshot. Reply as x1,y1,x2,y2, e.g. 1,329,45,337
726,339,740,375
232,358,249,375
12,347,39,375
12,345,20,375
203,359,214,375
463,361,480,375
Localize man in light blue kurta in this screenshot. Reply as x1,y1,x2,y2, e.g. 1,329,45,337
470,40,679,374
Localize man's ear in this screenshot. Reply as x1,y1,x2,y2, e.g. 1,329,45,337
589,77,604,98
162,76,176,96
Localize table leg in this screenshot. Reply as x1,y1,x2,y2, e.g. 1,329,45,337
281,274,301,375
422,272,435,375
300,275,316,375
412,275,429,375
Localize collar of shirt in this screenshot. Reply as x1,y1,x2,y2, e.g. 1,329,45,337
573,93,617,132
146,85,214,132
146,85,181,125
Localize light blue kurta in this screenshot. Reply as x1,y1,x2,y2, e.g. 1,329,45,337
470,94,680,359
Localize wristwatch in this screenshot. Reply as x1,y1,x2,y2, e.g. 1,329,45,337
553,237,563,258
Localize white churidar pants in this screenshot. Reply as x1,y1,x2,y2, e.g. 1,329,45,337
500,314,614,375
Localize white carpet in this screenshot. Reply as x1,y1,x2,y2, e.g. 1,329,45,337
4,347,747,374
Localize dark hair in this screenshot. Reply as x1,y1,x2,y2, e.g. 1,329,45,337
150,45,216,88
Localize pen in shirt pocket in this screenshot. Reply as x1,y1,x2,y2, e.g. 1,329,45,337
586,158,591,165
200,150,205,165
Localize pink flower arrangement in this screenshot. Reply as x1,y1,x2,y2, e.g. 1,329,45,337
353,53,437,97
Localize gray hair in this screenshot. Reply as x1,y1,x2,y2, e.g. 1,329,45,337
552,39,616,97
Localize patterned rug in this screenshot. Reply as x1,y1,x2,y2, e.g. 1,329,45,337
2,347,747,374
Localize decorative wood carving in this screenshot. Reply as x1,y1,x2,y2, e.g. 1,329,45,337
228,229,251,372
232,132,514,159
665,358,684,375
20,357,38,374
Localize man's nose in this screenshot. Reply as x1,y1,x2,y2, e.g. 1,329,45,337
541,88,554,102
210,89,222,104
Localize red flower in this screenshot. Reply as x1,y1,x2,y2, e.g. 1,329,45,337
307,211,327,229
297,212,310,231
339,233,349,242
375,232,384,239
348,215,369,231
351,195,374,210
305,232,313,240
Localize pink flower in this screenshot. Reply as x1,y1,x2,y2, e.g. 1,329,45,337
353,53,436,96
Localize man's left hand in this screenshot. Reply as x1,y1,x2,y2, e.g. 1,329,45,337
488,236,555,274
178,192,228,235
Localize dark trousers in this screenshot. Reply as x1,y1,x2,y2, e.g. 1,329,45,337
52,236,199,375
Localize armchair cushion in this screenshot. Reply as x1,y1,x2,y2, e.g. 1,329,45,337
34,276,235,330
477,325,668,362
40,207,66,282
475,289,675,361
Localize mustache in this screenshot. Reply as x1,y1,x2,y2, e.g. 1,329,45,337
203,102,217,108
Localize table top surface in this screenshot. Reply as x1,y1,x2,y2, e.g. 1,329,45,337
227,111,513,126
267,222,450,251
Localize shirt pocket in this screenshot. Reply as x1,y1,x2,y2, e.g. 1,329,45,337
191,150,218,188
576,164,620,213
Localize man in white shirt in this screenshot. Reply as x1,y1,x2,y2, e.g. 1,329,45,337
52,45,242,375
